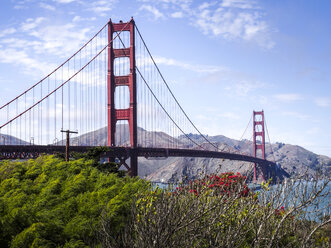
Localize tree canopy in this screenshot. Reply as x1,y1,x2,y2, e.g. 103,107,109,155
0,155,148,247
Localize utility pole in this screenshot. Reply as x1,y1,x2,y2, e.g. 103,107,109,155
61,129,78,162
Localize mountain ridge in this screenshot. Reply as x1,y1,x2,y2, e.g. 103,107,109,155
2,126,330,182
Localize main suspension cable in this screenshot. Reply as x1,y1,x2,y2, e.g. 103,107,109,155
135,24,219,151
0,21,130,129
0,22,109,111
264,116,276,163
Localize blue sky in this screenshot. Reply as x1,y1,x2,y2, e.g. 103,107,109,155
0,0,330,156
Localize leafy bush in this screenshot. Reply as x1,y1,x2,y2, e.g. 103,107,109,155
100,173,330,248
0,155,149,247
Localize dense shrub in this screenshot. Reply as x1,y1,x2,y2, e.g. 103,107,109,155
1,155,329,248
0,155,149,247
100,173,330,248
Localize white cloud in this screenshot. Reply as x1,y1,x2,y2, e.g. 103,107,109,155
87,0,117,15
0,17,97,79
273,93,303,102
217,112,241,120
139,5,165,20
314,97,330,107
53,0,76,3
27,23,92,57
221,0,257,9
224,79,265,96
39,3,56,11
196,114,213,121
0,28,16,38
194,8,274,48
0,37,42,50
21,17,46,32
0,48,55,76
198,2,214,11
14,4,27,9
51,0,118,16
153,56,226,73
72,16,97,22
234,80,264,96
138,0,274,49
281,111,310,120
171,11,184,18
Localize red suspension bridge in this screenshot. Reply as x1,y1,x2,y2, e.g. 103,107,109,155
0,18,280,181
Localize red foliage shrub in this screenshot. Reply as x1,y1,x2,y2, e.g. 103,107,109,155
177,172,250,197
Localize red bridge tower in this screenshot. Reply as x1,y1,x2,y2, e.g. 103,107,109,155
107,18,137,176
253,110,266,182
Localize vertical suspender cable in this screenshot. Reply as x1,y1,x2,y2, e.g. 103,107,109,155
25,93,27,144
61,67,64,143
40,83,43,144
16,99,18,144
47,77,49,144
54,72,57,144
68,59,70,131
32,87,34,144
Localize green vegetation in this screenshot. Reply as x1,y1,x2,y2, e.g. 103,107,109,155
0,154,149,247
0,152,329,247
101,173,330,248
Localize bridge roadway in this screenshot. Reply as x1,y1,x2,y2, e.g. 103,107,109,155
0,145,275,167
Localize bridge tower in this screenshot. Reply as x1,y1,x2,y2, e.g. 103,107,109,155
108,18,138,176
253,110,266,182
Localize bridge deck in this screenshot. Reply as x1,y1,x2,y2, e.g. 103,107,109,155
0,145,275,166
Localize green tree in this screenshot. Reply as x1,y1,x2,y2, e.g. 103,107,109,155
0,155,149,247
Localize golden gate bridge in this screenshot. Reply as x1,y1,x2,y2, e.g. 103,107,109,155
0,18,281,182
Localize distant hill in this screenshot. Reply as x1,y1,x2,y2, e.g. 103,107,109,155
57,125,330,182
6,125,330,182
0,134,30,145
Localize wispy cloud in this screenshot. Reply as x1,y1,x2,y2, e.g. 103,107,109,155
21,17,47,32
53,0,77,3
138,0,274,49
314,97,330,107
171,11,184,18
0,28,16,38
14,3,28,9
28,23,91,57
220,0,258,9
281,111,310,120
39,3,56,11
0,48,55,76
154,56,226,73
193,4,273,48
72,16,97,22
87,0,117,15
217,112,241,120
224,79,265,96
139,5,165,20
51,0,117,16
0,16,93,77
274,93,303,102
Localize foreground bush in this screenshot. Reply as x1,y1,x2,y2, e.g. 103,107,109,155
0,155,149,247
100,173,330,248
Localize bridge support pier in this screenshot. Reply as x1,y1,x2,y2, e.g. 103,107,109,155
130,151,138,177
104,148,137,176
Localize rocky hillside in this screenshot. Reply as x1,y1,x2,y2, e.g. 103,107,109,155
145,144,330,183
4,125,330,181
64,126,330,182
